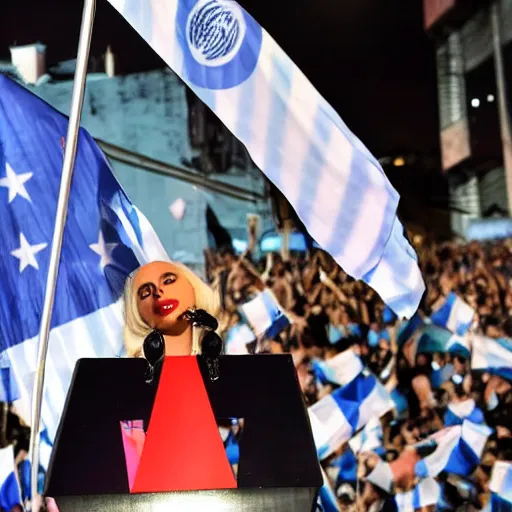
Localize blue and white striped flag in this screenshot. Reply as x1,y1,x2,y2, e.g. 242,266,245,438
309,355,393,460
312,349,364,388
430,293,475,335
414,420,492,478
0,445,22,511
394,477,440,511
444,398,485,427
106,0,425,319
239,289,290,339
471,334,512,381
0,76,167,445
348,416,383,455
489,461,512,506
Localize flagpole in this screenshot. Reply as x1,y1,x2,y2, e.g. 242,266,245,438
28,0,96,506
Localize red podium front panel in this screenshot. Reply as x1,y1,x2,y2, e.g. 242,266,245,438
131,356,237,493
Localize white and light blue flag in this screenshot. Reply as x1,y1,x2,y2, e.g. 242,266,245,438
317,467,340,512
430,293,475,336
0,445,22,511
239,289,290,339
489,461,512,506
105,0,425,319
414,420,492,478
348,416,383,455
471,334,512,382
309,354,393,460
0,76,167,445
312,349,364,388
443,398,485,427
394,477,440,511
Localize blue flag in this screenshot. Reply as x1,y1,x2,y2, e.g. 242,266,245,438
106,0,425,319
0,75,167,442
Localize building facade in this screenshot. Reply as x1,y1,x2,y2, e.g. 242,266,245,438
425,0,512,237
1,44,272,272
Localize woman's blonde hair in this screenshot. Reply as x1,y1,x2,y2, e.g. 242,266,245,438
123,262,221,357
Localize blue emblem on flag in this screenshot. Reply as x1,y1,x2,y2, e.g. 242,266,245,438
177,0,262,89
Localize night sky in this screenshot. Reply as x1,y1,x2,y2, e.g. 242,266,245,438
1,0,439,157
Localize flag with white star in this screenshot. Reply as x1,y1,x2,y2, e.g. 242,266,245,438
0,75,167,444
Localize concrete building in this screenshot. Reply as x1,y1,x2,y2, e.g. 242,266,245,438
1,44,272,273
424,0,512,238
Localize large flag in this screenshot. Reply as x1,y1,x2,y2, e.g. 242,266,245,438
0,75,168,443
106,0,425,319
0,445,22,511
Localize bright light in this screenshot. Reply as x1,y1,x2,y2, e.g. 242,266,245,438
393,157,405,167
471,98,480,108
487,94,495,102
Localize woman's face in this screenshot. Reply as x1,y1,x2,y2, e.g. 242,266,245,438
134,261,195,335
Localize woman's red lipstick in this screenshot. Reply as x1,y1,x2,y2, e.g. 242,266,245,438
153,299,179,317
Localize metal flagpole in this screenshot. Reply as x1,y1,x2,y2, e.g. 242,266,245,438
28,0,96,505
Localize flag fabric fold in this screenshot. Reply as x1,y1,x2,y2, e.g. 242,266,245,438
105,0,425,319
0,75,168,447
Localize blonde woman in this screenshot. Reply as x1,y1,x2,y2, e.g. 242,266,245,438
123,261,220,358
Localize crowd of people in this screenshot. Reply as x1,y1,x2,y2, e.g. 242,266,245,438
1,235,511,511
205,235,512,511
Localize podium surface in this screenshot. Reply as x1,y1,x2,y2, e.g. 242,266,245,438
45,355,321,511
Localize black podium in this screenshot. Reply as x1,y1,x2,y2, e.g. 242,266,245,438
45,355,322,511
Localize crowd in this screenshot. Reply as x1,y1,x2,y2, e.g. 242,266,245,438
205,235,512,511
1,234,511,511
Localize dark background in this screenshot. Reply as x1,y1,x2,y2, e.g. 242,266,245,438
1,0,439,158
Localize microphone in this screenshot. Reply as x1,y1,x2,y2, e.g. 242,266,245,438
201,330,223,359
143,330,165,383
184,308,223,382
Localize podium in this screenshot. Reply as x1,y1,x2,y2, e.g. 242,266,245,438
45,355,322,511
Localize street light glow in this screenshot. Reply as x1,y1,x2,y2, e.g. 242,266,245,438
471,98,480,108
487,94,495,102
393,157,405,167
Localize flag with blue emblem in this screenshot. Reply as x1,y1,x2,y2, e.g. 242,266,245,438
471,334,512,381
308,353,393,460
430,293,475,336
489,461,512,507
0,445,22,511
239,289,289,339
0,75,168,443
414,420,492,478
105,0,425,320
